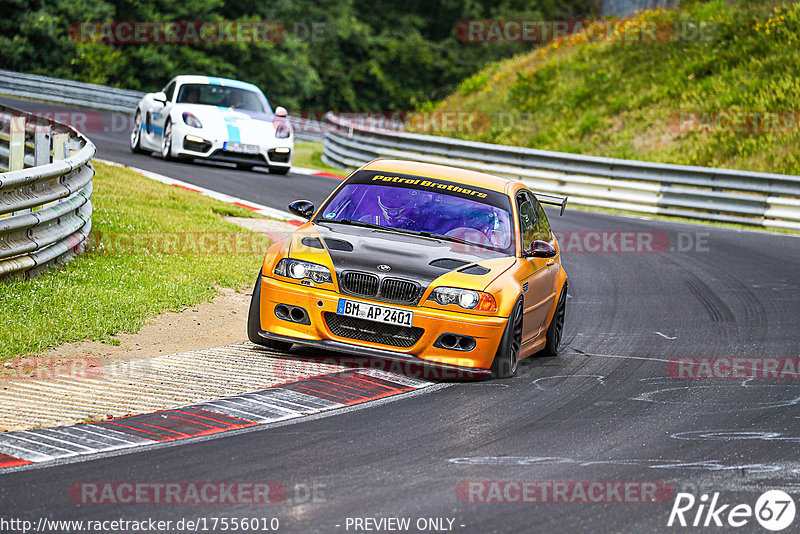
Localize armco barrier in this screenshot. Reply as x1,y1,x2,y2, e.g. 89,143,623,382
0,103,95,279
0,69,144,113
322,112,800,231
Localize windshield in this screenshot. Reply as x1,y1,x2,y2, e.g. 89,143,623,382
315,171,515,254
176,83,270,113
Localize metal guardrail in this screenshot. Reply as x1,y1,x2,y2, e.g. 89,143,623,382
0,70,323,142
0,69,144,113
0,103,95,279
323,113,800,231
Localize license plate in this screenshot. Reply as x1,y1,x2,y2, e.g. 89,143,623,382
337,299,413,327
223,142,260,154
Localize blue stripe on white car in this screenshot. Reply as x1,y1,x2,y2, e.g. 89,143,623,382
224,116,241,143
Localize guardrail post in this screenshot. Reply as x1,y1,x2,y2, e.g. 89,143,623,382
34,120,50,166
9,115,25,171
8,115,26,217
67,138,82,157
53,133,67,160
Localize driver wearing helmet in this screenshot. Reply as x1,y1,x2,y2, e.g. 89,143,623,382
359,190,417,229
446,208,498,248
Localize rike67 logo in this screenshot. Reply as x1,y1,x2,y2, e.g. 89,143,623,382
668,490,796,531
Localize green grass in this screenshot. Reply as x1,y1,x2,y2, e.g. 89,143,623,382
0,162,274,360
412,0,800,175
293,141,347,176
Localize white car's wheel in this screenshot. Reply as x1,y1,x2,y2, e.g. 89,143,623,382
161,120,174,160
130,110,146,154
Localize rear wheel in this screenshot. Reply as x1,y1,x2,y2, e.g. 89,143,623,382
269,166,290,175
491,298,523,379
130,110,146,154
247,269,293,351
540,282,567,356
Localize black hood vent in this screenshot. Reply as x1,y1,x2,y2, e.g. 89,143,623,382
459,264,491,275
324,238,354,252
429,258,470,270
301,237,324,249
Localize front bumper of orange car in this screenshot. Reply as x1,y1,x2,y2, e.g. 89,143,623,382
258,275,508,379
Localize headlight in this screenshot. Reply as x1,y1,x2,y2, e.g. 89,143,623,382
274,122,292,139
182,112,202,128
274,258,332,284
427,287,497,312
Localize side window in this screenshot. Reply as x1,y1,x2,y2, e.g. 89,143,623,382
516,191,538,254
163,81,176,101
534,198,552,241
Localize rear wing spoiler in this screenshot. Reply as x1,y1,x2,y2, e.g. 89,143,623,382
535,193,568,216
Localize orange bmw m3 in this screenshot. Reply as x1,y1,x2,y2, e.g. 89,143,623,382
248,160,568,379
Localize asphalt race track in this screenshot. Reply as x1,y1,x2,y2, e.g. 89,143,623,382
2,96,800,532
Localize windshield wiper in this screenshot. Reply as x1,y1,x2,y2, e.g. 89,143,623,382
319,218,390,231
322,219,444,239
423,231,509,253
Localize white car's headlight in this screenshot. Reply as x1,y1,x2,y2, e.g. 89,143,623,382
274,121,292,139
274,259,332,284
182,112,202,128
427,287,497,312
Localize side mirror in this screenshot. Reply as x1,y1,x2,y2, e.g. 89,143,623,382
288,199,315,219
524,240,557,258
153,91,168,105
275,106,288,117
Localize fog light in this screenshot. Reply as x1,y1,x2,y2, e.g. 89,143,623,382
275,147,290,153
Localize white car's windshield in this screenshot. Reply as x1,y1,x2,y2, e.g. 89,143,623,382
316,170,515,254
176,84,270,114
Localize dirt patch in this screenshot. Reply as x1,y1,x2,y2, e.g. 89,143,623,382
34,286,252,367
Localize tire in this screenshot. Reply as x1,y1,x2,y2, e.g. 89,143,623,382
161,119,175,160
247,269,293,351
491,298,523,379
130,110,146,154
540,282,567,357
269,166,290,175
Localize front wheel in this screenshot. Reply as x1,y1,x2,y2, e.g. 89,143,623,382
130,110,146,154
491,298,523,379
540,282,567,356
161,119,175,160
269,166,290,175
247,269,293,351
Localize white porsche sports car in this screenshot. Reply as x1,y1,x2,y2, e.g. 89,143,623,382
130,75,294,174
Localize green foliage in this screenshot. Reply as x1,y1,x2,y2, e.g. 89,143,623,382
460,73,489,96
423,0,800,175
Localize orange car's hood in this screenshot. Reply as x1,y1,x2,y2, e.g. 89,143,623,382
291,223,514,291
